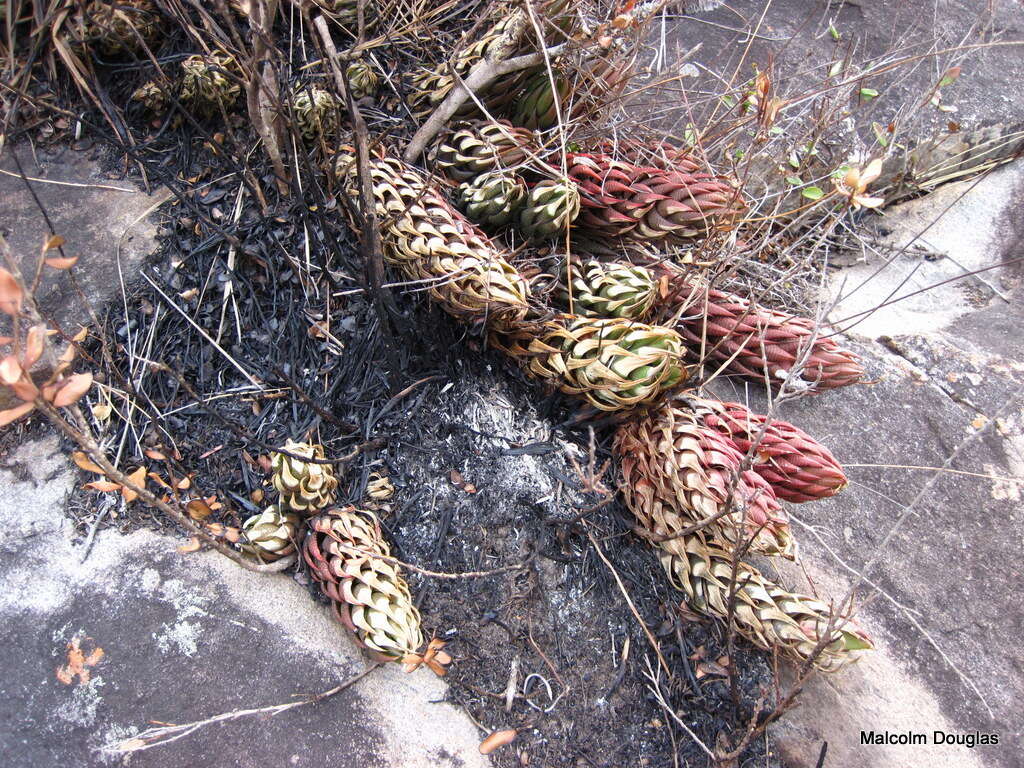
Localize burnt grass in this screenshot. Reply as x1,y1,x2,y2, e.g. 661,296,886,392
19,52,775,768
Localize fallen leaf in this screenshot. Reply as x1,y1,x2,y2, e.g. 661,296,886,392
121,466,147,503
479,729,517,755
177,537,202,554
176,475,192,490
45,256,79,270
72,451,105,474
84,480,121,492
55,635,104,686
44,234,66,251
187,499,213,521
91,403,113,421
144,449,166,461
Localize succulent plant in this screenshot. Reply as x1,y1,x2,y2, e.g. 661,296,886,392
689,396,848,502
455,171,528,228
492,316,688,411
179,51,240,117
663,279,865,392
518,179,581,240
271,440,339,514
557,260,657,320
241,506,301,560
346,60,379,99
434,120,537,182
304,507,424,661
336,150,531,331
293,85,341,140
615,401,796,558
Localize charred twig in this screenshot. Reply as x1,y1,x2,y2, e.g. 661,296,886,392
584,522,672,678
312,13,401,349
99,663,381,755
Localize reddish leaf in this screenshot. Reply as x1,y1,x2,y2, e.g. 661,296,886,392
45,256,79,270
479,729,517,755
72,451,105,474
0,401,35,426
84,480,121,492
187,499,213,521
121,466,147,503
177,537,202,554
53,372,93,407
24,325,46,368
11,376,38,402
0,269,23,316
144,449,167,461
0,355,22,385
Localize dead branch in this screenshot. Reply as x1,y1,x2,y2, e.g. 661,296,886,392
402,5,561,164
99,663,381,755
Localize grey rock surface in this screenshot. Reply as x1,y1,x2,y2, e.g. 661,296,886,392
0,144,165,410
828,161,1024,338
0,435,490,768
0,144,164,333
712,160,1024,767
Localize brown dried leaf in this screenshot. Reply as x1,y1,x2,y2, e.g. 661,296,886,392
121,466,147,502
72,451,105,474
0,401,35,426
55,635,103,686
176,475,192,490
92,403,112,421
147,472,172,490
84,480,121,493
44,234,66,251
144,449,167,461
72,326,89,343
53,372,93,407
177,537,202,554
187,499,213,521
479,729,517,755
45,256,79,270
0,268,24,316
